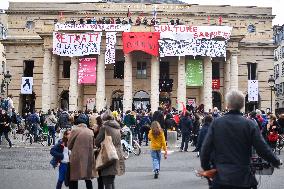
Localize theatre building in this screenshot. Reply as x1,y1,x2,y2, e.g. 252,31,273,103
1,1,275,114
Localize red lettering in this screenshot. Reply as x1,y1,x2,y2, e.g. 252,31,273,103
174,25,179,33
68,34,74,43
205,32,209,38
192,27,197,32
154,25,160,32
81,34,87,43
193,33,198,38
60,34,67,43
161,25,167,32
199,32,204,38
180,26,186,32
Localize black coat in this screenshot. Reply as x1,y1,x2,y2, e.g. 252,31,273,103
179,116,192,134
0,113,11,133
201,110,280,187
152,111,165,129
196,122,210,151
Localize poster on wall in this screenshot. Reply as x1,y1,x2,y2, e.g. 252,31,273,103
248,80,259,102
105,32,117,64
78,58,97,84
53,32,102,57
212,79,220,90
154,25,232,40
21,77,33,94
159,38,226,57
122,32,160,56
186,59,203,86
86,98,96,110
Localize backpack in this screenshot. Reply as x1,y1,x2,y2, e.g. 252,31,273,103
1,99,9,111
59,112,70,128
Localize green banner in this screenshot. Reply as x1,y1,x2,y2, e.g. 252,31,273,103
186,59,203,86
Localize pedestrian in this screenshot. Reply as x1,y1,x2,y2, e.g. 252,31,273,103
139,111,151,146
152,107,166,140
10,108,18,139
195,115,213,153
148,121,167,179
95,109,125,189
266,114,280,149
6,94,14,117
277,114,284,134
45,109,57,146
67,119,95,189
0,109,12,148
201,90,281,189
50,129,71,189
179,111,193,152
192,113,201,149
58,108,72,129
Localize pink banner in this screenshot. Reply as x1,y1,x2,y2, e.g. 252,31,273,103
78,58,97,84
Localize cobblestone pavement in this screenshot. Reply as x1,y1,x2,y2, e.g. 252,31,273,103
0,136,283,189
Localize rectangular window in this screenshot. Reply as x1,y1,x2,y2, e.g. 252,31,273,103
23,60,34,77
114,61,124,79
63,60,71,78
247,63,257,80
137,62,147,79
212,62,220,79
160,62,169,79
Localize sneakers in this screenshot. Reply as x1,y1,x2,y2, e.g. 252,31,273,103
154,169,159,179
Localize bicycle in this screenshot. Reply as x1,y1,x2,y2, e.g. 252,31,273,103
121,126,141,159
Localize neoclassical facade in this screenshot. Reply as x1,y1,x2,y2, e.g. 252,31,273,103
1,1,276,114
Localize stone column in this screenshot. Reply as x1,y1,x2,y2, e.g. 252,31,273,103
151,56,160,112
42,48,51,112
224,55,231,109
177,56,186,111
96,51,105,112
123,53,133,112
50,55,59,110
69,57,79,111
230,52,238,90
202,56,213,112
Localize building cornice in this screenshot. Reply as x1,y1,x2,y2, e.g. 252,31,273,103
0,38,43,45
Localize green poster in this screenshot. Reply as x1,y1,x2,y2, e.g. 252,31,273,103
186,59,203,86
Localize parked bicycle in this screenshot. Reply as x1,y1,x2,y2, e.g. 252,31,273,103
121,126,141,159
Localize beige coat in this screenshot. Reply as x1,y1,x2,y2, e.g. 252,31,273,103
95,120,125,176
68,124,95,181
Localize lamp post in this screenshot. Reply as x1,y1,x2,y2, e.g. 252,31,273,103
268,75,275,113
4,71,12,97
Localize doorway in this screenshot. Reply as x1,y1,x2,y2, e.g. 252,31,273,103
111,90,123,111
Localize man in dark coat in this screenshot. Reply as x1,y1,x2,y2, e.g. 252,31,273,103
201,90,281,189
0,109,12,148
179,111,192,152
152,107,166,139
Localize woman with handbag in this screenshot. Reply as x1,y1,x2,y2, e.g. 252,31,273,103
266,114,280,149
67,120,95,189
95,110,125,189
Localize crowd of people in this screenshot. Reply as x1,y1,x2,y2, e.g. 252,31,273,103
1,90,284,189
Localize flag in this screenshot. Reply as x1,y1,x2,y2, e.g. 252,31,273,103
127,6,131,18
207,16,210,25
181,102,186,116
59,11,64,20
219,16,223,25
153,5,157,21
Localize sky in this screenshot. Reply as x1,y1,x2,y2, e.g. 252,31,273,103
0,0,283,25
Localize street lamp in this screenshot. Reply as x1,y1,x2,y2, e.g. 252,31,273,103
268,74,275,113
4,71,12,97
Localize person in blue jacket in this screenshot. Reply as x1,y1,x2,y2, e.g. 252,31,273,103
50,129,71,189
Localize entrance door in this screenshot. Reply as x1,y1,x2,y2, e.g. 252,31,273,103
245,94,260,113
21,92,36,114
111,90,123,111
60,90,69,110
133,91,150,111
212,91,222,111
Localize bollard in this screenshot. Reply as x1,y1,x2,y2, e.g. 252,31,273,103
167,130,177,150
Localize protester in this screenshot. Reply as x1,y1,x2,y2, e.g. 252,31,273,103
138,111,151,146
212,107,220,119
0,109,12,148
68,118,95,189
148,121,167,179
45,109,57,146
201,90,281,189
179,111,192,152
196,115,213,154
152,107,166,140
58,108,72,129
95,110,125,189
6,94,14,117
266,114,280,149
50,129,71,189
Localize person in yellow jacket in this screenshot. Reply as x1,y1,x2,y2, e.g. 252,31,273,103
148,121,167,179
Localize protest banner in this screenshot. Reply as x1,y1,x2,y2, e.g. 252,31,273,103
54,23,131,32
78,58,97,84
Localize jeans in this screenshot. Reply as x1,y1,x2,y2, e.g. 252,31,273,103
180,132,190,151
139,126,150,145
102,176,115,189
69,180,93,189
211,183,257,189
0,131,12,147
56,163,68,189
48,126,56,146
151,150,161,171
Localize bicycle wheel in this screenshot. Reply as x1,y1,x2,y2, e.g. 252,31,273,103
121,143,129,159
132,140,141,156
